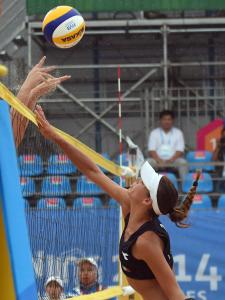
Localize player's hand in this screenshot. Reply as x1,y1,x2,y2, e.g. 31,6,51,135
20,56,57,92
29,73,70,102
35,105,57,141
125,176,136,188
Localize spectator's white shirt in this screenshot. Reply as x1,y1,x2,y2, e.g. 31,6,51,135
148,127,185,160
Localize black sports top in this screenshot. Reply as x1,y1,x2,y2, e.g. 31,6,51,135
119,213,173,280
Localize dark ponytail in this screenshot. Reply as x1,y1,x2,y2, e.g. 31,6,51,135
169,171,201,228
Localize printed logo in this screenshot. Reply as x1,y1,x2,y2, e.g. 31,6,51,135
122,251,129,261
61,27,84,42
122,265,131,272
160,223,165,229
66,21,76,31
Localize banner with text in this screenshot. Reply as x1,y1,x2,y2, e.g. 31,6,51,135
160,210,225,300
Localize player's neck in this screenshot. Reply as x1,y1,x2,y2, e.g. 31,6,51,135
129,206,152,227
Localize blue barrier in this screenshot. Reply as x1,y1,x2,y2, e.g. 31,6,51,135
160,210,225,300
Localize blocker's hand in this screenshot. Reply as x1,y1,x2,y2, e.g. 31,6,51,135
17,56,71,110
35,105,57,141
12,57,70,148
20,56,57,92
30,73,70,101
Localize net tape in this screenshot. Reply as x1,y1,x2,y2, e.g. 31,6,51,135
0,82,136,177
68,286,135,299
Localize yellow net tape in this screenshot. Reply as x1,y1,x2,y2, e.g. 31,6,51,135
0,82,123,176
68,286,123,300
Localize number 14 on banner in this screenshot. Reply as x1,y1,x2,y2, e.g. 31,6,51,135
174,254,222,291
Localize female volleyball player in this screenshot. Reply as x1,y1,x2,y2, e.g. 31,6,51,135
35,105,198,300
12,56,70,147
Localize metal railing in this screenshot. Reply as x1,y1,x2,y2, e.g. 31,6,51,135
0,0,26,50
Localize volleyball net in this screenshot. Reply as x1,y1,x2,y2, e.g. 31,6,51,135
26,206,120,297
0,82,138,299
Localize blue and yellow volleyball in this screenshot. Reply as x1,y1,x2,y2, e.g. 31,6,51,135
42,6,85,49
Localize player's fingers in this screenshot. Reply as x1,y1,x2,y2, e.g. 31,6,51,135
41,65,56,73
58,75,71,82
35,105,47,121
36,56,46,67
39,72,53,83
34,110,45,127
46,78,61,86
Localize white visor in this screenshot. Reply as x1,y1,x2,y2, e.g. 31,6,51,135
140,161,163,215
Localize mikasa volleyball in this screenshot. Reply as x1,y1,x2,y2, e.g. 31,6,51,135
42,6,85,49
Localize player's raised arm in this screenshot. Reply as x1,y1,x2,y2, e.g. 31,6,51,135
12,56,70,148
35,105,130,216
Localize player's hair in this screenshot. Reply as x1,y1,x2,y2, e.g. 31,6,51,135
157,171,201,228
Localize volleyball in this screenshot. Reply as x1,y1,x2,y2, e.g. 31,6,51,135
42,6,85,49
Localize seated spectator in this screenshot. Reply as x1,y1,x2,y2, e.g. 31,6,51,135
73,257,103,295
212,127,225,193
42,276,65,300
148,110,187,180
